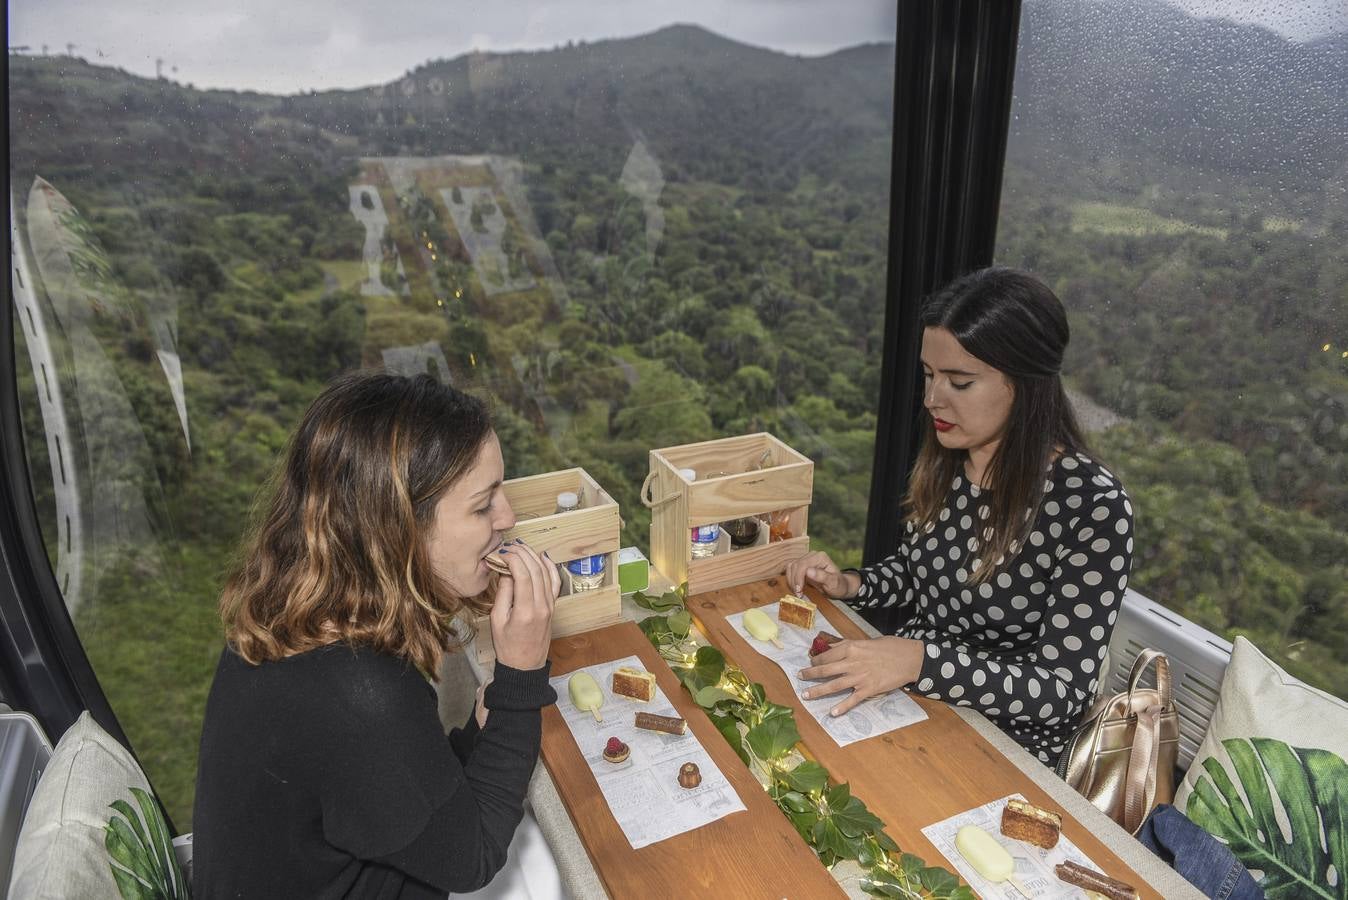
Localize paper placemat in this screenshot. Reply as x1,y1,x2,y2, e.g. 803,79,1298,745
726,601,927,747
922,794,1102,899
548,655,746,849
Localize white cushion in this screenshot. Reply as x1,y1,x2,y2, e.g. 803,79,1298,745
1175,637,1348,897
8,711,182,899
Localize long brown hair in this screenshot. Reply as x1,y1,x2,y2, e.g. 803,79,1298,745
906,267,1087,583
220,371,495,676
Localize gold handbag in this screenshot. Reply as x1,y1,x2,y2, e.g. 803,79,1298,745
1055,648,1180,834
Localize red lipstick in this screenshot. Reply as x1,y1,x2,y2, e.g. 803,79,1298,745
932,418,955,432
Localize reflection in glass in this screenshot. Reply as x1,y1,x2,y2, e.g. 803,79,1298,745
16,178,186,611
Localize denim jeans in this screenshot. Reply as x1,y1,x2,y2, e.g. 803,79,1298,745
1137,804,1264,899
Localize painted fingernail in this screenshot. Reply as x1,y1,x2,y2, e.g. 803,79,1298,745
498,548,509,554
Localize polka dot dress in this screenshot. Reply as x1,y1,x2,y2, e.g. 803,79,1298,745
847,452,1134,766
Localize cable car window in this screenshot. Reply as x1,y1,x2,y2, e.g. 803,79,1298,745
8,3,897,825
996,1,1347,695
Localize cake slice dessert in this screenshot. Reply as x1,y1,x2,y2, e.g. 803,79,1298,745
1000,798,1062,849
778,593,817,629
610,666,657,702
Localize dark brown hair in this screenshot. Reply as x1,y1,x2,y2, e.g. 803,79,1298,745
220,371,495,676
906,267,1087,583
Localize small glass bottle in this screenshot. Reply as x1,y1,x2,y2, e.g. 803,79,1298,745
681,468,721,558
566,554,606,592
724,516,762,548
553,491,603,590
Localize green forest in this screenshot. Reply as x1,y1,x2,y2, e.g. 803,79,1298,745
7,6,1346,828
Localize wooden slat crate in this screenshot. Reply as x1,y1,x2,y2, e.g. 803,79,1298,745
644,432,813,596
470,467,622,664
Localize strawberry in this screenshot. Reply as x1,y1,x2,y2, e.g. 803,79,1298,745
809,632,842,658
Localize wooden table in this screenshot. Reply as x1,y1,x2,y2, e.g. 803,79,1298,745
693,576,1160,898
539,577,1162,899
542,620,846,899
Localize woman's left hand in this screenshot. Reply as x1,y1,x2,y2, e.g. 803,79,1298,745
799,636,925,716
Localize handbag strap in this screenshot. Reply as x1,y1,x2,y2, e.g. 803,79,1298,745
1120,649,1172,833
1126,648,1172,709
1123,703,1164,833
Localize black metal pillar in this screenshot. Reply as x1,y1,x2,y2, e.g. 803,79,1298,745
863,1,1023,607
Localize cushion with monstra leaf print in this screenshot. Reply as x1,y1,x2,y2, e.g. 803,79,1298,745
105,786,190,899
1175,637,1347,899
8,711,190,899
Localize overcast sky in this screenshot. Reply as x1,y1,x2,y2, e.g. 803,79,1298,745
9,0,1345,94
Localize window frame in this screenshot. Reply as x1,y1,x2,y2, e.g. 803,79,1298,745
2,224,132,750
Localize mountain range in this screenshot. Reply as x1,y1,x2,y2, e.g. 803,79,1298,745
9,0,1344,199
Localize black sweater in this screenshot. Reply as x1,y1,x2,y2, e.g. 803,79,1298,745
845,453,1133,764
192,643,555,899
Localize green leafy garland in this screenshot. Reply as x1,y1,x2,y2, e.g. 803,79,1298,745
634,585,973,900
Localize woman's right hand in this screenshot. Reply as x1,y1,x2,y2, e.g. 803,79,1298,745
489,541,560,671
784,550,859,599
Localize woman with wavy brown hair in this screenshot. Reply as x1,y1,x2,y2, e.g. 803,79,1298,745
193,371,559,899
787,267,1133,766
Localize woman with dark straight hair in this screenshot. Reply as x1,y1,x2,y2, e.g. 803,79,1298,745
194,371,560,898
787,267,1134,764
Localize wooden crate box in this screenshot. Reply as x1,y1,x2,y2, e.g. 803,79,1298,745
469,468,622,664
644,432,813,596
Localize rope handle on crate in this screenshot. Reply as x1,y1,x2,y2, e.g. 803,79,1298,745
640,471,679,510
